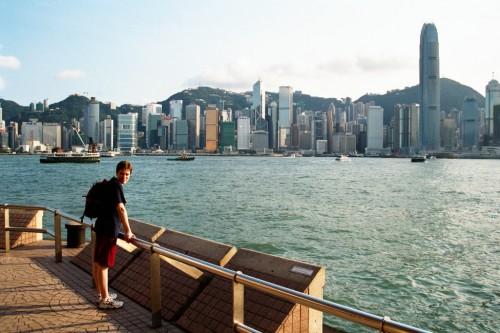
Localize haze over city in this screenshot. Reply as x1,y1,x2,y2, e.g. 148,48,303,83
0,0,499,106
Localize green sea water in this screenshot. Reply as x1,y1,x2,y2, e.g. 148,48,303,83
1,155,498,332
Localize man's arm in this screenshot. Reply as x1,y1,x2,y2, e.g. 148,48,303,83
117,202,135,242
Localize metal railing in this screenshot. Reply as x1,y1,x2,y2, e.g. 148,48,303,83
1,204,431,333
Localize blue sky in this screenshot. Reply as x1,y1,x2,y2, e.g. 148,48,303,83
0,0,498,106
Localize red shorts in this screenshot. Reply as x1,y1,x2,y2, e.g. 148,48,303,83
93,235,117,267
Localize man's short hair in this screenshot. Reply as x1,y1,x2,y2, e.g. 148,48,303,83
116,161,133,174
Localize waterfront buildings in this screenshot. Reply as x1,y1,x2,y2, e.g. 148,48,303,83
102,115,114,151
237,116,251,151
253,79,267,133
84,97,100,146
186,103,201,150
170,100,183,119
278,86,293,150
366,106,384,153
485,79,500,146
462,97,479,149
117,112,138,153
205,105,219,153
419,23,441,152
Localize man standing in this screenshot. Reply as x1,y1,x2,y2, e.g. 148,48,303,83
92,160,135,309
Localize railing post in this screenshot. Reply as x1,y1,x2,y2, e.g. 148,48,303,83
4,207,10,253
54,211,62,263
233,271,245,329
150,246,162,328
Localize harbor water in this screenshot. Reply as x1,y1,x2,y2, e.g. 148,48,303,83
0,155,498,332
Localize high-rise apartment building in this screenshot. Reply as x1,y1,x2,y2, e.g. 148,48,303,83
485,79,500,146
419,23,441,152
205,105,219,153
393,104,419,155
278,86,293,149
117,113,138,153
85,97,100,145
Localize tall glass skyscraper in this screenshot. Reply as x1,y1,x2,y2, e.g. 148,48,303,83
253,79,267,132
419,23,441,152
485,79,500,146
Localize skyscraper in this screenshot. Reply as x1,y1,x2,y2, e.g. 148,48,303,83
278,86,293,149
253,79,267,132
85,97,100,145
419,23,441,152
485,78,500,146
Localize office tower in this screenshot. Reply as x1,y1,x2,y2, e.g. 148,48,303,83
326,103,335,154
186,103,201,149
367,106,384,150
278,86,293,149
21,121,43,146
485,79,500,146
220,122,236,150
419,23,441,152
7,122,18,151
253,79,267,132
84,97,100,146
237,116,251,150
462,97,479,149
205,105,219,153
175,120,188,150
102,115,114,151
141,103,162,128
44,98,49,110
42,123,62,149
297,112,312,150
170,100,183,119
117,113,138,153
269,101,278,150
442,116,457,148
148,114,163,148
494,105,500,145
0,103,4,133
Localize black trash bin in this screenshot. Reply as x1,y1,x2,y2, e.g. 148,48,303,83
65,222,86,248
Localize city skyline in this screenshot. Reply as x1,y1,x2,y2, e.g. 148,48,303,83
0,0,499,107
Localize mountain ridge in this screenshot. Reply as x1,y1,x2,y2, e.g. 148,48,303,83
0,77,485,127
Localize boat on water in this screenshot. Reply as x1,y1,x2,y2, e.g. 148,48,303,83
411,155,427,162
40,151,101,163
100,151,119,158
40,126,101,163
335,154,351,162
283,153,302,158
168,153,195,161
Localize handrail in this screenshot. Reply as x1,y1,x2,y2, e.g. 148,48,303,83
2,204,432,333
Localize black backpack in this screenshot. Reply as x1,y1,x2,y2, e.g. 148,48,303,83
81,179,109,222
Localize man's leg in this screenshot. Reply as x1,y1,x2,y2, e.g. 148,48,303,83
94,262,109,300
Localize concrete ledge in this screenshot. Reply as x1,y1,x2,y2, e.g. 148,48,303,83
0,208,43,249
177,248,325,333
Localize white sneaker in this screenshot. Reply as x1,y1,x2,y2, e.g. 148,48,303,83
98,297,124,309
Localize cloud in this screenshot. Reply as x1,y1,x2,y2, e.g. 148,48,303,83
57,69,86,79
0,55,21,69
355,55,412,72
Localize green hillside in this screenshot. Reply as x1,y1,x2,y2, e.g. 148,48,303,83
0,78,485,126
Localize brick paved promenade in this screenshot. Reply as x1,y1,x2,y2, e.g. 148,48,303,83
0,240,185,333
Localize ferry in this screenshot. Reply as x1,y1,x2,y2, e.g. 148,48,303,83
335,154,351,162
167,153,195,161
40,151,101,163
411,155,427,162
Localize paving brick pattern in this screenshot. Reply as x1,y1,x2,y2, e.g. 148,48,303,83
0,240,185,333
